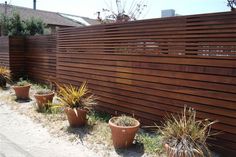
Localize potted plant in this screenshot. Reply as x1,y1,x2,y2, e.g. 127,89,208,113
57,81,97,127
34,89,55,111
159,107,217,157
0,66,11,89
12,79,31,100
109,115,140,148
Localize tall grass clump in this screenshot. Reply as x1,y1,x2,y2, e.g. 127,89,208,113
159,106,218,157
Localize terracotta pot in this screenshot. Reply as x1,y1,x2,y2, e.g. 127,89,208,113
65,107,87,127
12,84,31,99
34,92,54,111
164,143,202,157
109,117,140,148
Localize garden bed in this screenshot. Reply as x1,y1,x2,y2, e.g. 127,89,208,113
0,83,164,157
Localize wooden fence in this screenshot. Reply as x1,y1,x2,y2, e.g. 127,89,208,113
0,36,9,67
0,11,235,154
0,36,56,81
0,36,25,78
9,37,25,78
57,11,236,153
25,35,57,83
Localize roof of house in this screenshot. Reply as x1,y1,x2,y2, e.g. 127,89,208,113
0,3,100,27
59,13,101,26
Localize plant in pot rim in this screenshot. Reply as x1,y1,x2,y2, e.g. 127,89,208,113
56,81,97,127
12,78,31,100
159,106,217,157
34,88,55,111
0,66,11,89
109,115,140,148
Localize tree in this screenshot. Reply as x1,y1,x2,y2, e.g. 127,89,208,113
99,0,148,23
25,17,45,35
227,0,236,11
0,14,11,36
8,13,25,36
0,12,45,36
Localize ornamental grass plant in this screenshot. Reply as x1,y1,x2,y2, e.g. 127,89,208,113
159,106,218,157
0,66,11,88
56,81,97,110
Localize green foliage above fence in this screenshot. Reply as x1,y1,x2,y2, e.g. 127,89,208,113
25,17,45,36
0,12,45,36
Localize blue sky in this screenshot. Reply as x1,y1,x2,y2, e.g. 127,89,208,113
1,0,230,19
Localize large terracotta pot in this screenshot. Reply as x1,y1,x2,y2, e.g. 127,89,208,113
65,107,87,127
164,143,202,157
34,92,54,111
12,84,31,100
109,117,140,148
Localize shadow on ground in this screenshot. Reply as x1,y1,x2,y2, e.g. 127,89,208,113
15,98,32,103
114,141,144,157
66,125,94,144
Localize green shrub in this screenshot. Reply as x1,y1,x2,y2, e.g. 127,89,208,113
8,13,25,36
25,17,45,35
0,12,45,36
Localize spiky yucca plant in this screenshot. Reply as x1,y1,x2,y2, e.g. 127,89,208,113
57,81,97,110
0,66,11,88
159,107,217,157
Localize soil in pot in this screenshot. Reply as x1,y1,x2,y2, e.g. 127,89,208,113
12,84,31,100
109,116,140,149
65,108,87,127
34,92,54,111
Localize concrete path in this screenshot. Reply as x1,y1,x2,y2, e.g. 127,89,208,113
0,104,99,157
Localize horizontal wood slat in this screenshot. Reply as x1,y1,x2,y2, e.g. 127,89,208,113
25,35,57,83
0,37,25,80
0,37,9,67
9,37,25,79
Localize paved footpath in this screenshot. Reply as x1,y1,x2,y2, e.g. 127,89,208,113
0,104,99,157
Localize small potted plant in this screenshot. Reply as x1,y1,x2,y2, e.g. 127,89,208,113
0,66,11,89
12,79,31,100
57,81,97,127
34,89,55,111
109,115,140,148
159,106,217,157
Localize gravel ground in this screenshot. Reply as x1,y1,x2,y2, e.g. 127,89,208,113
0,86,157,157
0,104,98,157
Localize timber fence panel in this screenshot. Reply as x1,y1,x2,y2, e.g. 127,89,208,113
57,11,236,153
25,35,57,83
0,37,9,67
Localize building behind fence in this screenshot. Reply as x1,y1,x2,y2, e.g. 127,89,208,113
0,11,236,154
